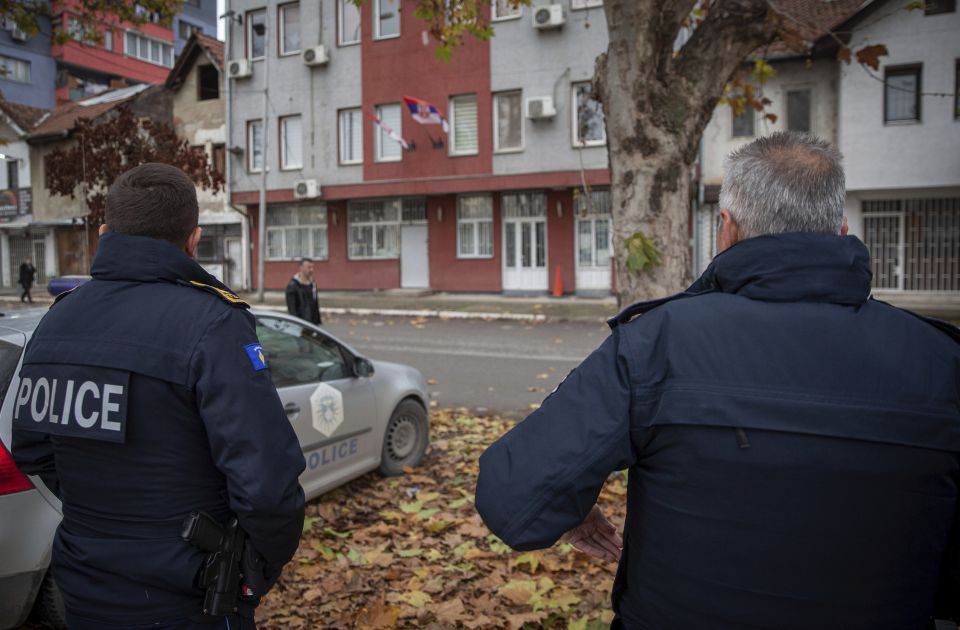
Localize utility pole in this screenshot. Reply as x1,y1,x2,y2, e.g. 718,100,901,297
221,0,246,290
255,18,269,303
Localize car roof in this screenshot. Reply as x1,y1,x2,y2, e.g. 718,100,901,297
0,309,45,345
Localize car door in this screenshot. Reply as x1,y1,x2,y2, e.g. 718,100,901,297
255,315,379,498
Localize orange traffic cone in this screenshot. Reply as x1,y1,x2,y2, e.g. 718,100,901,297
552,266,563,297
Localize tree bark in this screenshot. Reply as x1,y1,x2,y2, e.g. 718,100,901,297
596,0,779,306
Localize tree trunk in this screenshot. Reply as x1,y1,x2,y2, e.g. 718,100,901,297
596,0,779,306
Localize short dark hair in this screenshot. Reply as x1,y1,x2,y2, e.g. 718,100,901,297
300,258,313,265
105,163,199,246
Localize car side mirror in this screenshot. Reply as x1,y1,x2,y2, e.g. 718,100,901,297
354,357,375,378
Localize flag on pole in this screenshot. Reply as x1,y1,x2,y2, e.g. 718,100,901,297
403,95,450,133
369,113,409,150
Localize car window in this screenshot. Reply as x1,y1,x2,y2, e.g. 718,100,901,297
255,317,349,388
0,337,23,407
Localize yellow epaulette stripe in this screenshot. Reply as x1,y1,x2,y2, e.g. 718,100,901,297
188,280,249,306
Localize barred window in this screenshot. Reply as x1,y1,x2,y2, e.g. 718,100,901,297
457,194,493,258
348,200,401,259
266,205,328,260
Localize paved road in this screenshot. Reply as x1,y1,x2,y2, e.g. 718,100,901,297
322,314,611,416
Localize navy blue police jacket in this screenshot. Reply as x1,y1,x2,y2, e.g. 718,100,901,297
476,233,960,629
12,232,306,624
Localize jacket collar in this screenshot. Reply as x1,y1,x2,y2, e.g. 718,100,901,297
695,233,873,305
91,231,227,290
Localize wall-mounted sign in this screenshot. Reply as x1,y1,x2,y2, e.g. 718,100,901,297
0,188,32,219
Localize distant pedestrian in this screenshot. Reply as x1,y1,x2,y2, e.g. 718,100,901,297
18,257,35,303
286,257,322,325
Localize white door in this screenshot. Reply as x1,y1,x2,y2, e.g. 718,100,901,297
400,224,429,288
225,237,242,290
502,192,548,292
575,216,612,291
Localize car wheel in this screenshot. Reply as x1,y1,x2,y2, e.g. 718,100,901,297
32,570,67,629
379,400,429,477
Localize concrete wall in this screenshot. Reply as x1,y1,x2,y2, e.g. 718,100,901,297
700,57,839,185
489,1,608,175
0,17,56,109
839,1,960,191
228,0,363,194
0,119,31,191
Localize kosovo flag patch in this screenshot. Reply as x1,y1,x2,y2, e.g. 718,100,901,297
244,343,268,371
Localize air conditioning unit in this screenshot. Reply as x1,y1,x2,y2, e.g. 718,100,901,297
525,96,557,120
10,26,28,42
302,45,329,67
294,179,320,199
227,59,252,80
532,4,564,30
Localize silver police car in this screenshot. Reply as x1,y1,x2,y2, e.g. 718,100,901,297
0,309,429,628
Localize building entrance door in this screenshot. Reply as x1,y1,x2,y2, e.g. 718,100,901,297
225,237,242,289
501,192,547,292
400,225,429,288
574,190,612,293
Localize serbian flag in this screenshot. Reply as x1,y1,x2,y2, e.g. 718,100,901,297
403,95,450,133
369,113,409,150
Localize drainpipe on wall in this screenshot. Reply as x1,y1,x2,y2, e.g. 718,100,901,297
255,18,269,303
222,0,251,291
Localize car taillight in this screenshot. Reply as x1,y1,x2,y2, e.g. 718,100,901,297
0,440,33,495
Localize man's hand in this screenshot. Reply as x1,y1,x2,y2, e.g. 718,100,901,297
561,505,622,562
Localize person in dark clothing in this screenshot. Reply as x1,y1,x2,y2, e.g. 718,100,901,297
12,163,306,629
18,257,35,303
285,257,321,325
476,132,960,629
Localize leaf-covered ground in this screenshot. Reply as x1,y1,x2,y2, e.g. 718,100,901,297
257,408,628,630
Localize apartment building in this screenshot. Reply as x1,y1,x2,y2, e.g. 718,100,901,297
226,0,613,294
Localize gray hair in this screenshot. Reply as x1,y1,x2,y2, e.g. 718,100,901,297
719,131,845,239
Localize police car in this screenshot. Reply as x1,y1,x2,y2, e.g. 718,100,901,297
0,309,430,629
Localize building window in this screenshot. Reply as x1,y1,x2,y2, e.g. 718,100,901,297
124,31,174,67
280,115,303,170
731,107,754,137
104,29,113,50
212,144,226,177
279,3,300,55
247,119,263,172
338,0,361,45
571,0,603,8
573,82,605,146
266,205,328,260
374,103,403,162
6,159,18,190
494,90,523,152
198,64,219,100
348,200,400,259
450,94,479,156
492,0,522,20
884,65,921,123
374,0,400,40
457,194,494,258
67,17,83,41
924,0,955,14
247,9,266,60
786,89,811,132
339,108,363,164
0,55,30,83
178,20,199,40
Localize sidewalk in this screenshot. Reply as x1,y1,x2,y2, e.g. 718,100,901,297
241,289,620,323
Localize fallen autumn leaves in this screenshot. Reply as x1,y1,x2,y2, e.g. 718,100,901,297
257,408,628,630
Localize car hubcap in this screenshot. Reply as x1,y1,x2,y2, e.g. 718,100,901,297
387,416,417,460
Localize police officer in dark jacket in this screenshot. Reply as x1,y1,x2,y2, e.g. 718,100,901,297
12,163,306,629
476,132,960,629
285,258,321,325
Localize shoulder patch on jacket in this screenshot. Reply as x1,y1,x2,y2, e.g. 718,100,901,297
181,280,249,309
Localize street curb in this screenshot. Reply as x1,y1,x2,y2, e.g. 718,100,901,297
255,303,550,322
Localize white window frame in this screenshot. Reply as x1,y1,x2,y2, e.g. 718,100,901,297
124,30,174,68
265,205,328,261
491,0,522,21
279,115,303,171
339,108,363,165
247,119,264,172
246,8,266,60
785,87,813,133
278,2,300,56
457,194,494,259
571,0,603,9
338,0,361,45
449,94,479,157
374,0,400,40
0,55,30,84
493,90,523,153
731,106,755,138
572,82,606,147
348,201,401,260
374,103,403,163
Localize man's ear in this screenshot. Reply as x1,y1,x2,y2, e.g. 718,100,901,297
184,226,203,258
841,216,849,236
717,209,740,254
98,224,109,236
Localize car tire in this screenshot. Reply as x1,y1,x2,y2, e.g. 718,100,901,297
378,399,429,477
32,570,67,629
